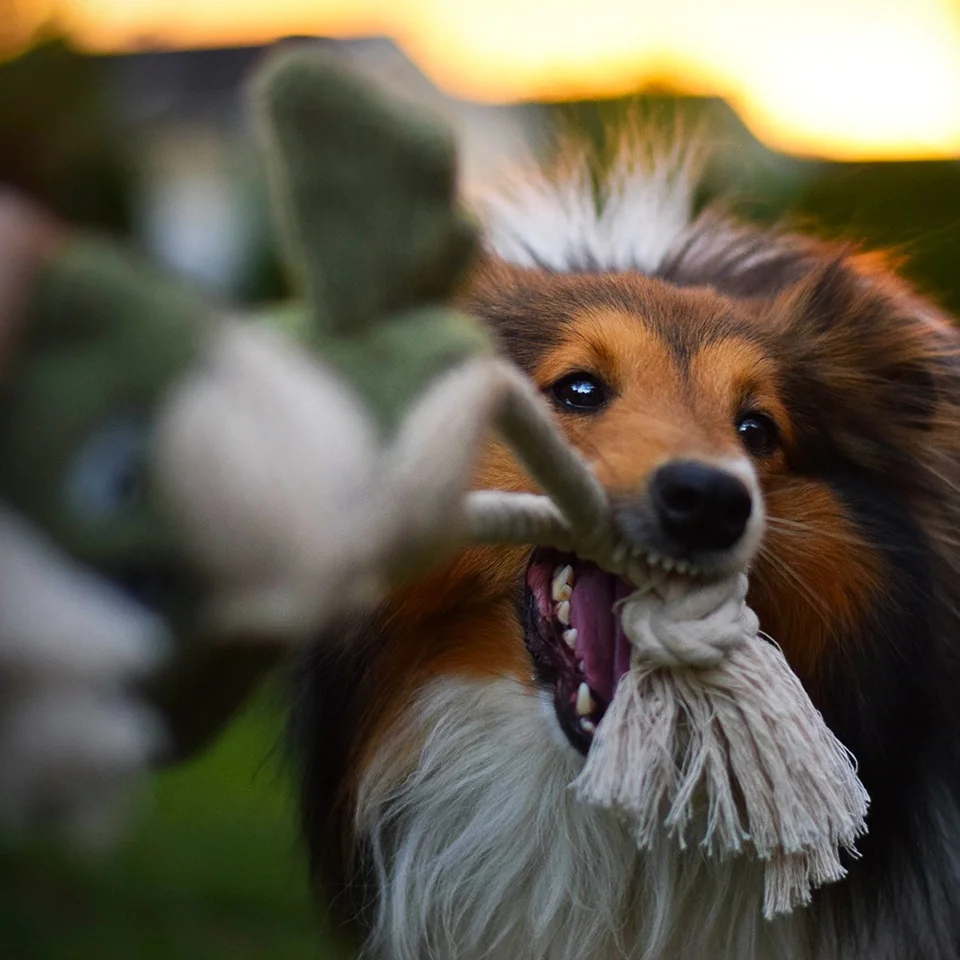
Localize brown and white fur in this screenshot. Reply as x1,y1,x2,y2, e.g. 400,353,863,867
293,137,960,959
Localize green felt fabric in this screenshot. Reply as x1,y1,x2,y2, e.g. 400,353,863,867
254,50,477,333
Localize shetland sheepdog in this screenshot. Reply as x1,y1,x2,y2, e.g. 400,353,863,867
292,138,960,959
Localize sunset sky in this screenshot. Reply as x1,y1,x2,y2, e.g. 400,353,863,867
10,0,960,160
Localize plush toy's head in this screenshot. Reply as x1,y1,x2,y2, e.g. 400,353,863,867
0,241,206,611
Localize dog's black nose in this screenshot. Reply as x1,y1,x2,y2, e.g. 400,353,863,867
650,461,752,551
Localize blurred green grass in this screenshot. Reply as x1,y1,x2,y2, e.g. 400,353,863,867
0,685,353,960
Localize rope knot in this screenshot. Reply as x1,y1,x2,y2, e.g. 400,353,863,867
618,572,758,670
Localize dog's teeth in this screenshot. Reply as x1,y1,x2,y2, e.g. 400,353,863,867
551,564,574,601
580,718,597,735
577,659,585,673
661,557,675,572
556,600,571,625
675,560,690,575
647,551,660,567
562,628,578,650
576,682,595,717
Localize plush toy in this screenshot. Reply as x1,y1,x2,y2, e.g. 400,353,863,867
0,46,867,916
0,48,493,831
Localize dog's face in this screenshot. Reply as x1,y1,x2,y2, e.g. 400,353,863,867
441,256,944,756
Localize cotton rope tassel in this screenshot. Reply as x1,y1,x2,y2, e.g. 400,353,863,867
570,573,869,918
456,358,869,918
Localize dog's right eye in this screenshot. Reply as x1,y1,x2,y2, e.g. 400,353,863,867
550,372,609,413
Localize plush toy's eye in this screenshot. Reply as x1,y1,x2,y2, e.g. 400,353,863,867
66,416,151,524
550,372,609,413
737,412,779,456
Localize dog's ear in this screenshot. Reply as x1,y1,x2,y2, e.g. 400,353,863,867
770,256,955,473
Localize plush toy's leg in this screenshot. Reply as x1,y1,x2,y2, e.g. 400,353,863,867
0,506,166,842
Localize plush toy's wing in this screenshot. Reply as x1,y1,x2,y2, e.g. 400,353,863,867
253,49,477,335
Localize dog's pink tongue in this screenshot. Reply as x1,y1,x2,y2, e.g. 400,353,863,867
570,569,634,703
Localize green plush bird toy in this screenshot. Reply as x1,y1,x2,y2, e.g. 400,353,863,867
0,46,492,828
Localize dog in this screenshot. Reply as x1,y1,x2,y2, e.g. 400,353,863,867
292,135,960,959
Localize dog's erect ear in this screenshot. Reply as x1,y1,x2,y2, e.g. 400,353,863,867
770,256,955,472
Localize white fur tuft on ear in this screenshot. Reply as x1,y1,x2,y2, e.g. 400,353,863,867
473,134,699,276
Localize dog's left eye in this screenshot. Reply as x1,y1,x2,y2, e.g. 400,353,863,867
550,372,609,413
737,413,779,455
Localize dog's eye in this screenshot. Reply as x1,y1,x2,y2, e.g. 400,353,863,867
737,413,779,456
550,372,609,413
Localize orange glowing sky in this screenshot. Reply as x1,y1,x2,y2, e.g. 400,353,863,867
19,0,960,160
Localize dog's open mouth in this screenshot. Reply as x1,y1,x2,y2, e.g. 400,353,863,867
524,547,639,754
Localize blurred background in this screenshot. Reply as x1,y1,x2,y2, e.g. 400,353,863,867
1,1,959,957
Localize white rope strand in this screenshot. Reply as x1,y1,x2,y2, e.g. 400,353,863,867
463,491,573,548
488,363,611,553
